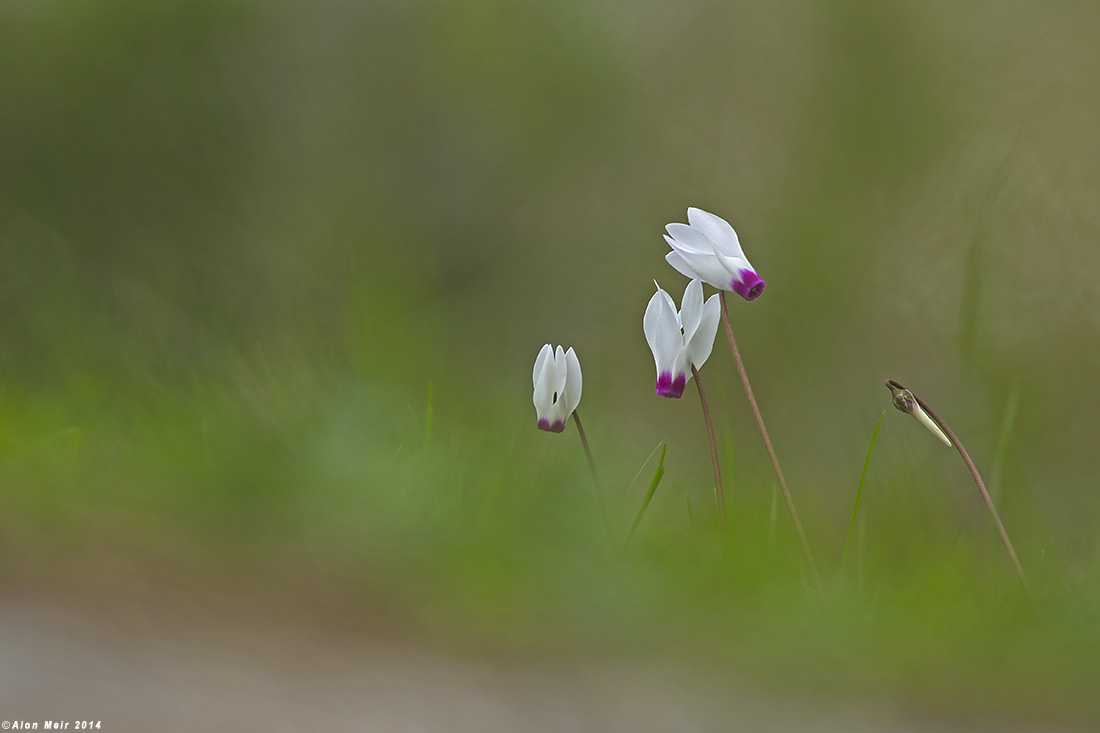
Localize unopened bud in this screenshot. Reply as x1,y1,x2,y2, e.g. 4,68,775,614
885,379,950,446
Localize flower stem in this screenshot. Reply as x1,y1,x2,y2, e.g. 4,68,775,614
572,409,599,486
720,293,821,593
572,409,614,539
692,365,725,534
885,380,1035,606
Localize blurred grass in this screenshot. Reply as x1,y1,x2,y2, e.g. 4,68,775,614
3,0,1100,725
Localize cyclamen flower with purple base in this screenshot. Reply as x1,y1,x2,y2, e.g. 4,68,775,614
664,207,765,301
532,344,582,432
643,279,720,399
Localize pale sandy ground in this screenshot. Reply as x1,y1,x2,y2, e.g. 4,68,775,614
0,594,1090,733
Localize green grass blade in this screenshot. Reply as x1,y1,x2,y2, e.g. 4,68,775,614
624,442,666,549
628,442,665,492
843,409,886,568
990,381,1020,506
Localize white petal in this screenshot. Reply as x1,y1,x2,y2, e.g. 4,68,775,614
642,290,663,355
664,250,703,284
664,223,714,254
532,344,555,419
551,345,568,404
562,347,583,415
686,207,745,259
658,286,678,323
647,280,679,318
673,342,692,383
687,294,721,370
533,343,552,389
678,279,704,342
543,347,569,428
665,248,734,292
717,253,753,278
643,288,685,374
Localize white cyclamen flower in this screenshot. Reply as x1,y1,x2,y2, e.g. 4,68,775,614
664,207,765,301
643,279,720,398
532,344,583,432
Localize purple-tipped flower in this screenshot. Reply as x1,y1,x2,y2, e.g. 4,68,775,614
532,344,583,432
643,279,720,398
664,207,765,301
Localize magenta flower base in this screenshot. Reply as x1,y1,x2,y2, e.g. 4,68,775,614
537,418,567,433
731,270,765,301
655,371,687,398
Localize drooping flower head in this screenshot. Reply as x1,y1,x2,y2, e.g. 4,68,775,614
532,344,582,432
643,279,720,398
886,379,951,446
664,207,765,301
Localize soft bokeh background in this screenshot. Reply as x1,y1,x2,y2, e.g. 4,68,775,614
3,0,1100,728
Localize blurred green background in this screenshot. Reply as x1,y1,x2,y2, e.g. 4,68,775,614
3,0,1100,725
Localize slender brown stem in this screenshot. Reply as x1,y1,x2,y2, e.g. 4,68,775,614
692,365,725,533
720,293,821,593
572,410,614,539
886,380,1034,605
572,409,599,487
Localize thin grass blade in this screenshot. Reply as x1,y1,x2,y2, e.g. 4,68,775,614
843,409,885,568
625,443,666,549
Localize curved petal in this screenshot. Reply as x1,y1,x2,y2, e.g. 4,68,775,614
687,294,721,370
545,347,571,432
657,285,679,328
664,249,703,282
551,345,569,405
678,279,704,343
686,207,745,259
664,223,714,254
642,290,664,356
665,248,734,292
533,343,552,389
643,289,684,372
533,344,556,429
716,253,751,277
562,347,582,415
